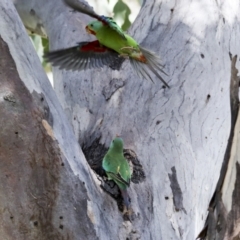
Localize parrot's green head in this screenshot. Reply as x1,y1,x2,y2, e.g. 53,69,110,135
85,21,103,35
110,137,124,152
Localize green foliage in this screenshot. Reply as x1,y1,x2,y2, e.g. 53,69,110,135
42,37,49,54
41,37,51,70
113,0,131,31
30,35,51,71
30,35,43,57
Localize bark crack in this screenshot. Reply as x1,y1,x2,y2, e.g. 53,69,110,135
168,166,187,214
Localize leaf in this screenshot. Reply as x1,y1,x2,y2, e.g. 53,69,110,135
113,0,131,31
41,38,52,71
42,37,49,53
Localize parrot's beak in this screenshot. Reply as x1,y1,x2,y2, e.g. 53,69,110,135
85,26,96,35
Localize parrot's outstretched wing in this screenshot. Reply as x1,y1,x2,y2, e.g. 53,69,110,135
130,46,170,88
64,0,126,39
44,41,122,71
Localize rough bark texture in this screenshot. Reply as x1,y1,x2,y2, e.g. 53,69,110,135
0,1,101,239
1,0,240,239
197,55,240,240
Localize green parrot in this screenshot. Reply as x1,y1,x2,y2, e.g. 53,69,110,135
44,0,170,88
102,137,131,208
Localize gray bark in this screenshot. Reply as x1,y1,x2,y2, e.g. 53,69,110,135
1,0,239,239
0,1,99,239
221,107,240,240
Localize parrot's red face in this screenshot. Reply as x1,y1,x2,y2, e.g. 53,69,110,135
85,25,96,35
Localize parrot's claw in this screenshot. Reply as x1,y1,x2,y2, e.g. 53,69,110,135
123,205,128,214
120,46,138,53
123,206,134,222
119,53,129,59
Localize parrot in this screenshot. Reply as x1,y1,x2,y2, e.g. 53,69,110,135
102,137,131,209
44,0,170,88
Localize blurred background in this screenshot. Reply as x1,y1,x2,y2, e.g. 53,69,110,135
30,0,142,85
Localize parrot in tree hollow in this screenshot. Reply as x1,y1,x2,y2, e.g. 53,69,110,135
44,0,170,88
102,137,131,209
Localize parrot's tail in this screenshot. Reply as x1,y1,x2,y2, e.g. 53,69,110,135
120,189,131,209
130,46,170,88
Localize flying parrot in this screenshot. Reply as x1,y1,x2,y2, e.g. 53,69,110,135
102,137,131,209
44,0,170,88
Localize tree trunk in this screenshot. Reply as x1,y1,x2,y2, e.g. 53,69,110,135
1,0,240,239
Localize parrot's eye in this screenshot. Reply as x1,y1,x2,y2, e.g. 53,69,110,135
90,24,93,27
